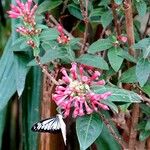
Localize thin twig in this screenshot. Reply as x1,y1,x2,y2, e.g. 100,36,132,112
99,113,127,149
35,56,59,85
111,0,121,36
48,14,88,50
79,0,89,53
61,0,69,14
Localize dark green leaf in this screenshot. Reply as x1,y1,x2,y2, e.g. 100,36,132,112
93,86,141,103
88,39,112,54
140,103,150,115
142,84,150,97
139,130,150,141
68,4,83,20
21,67,41,150
145,119,150,131
108,47,123,72
119,66,138,83
136,58,150,87
98,0,110,6
137,121,146,130
36,0,62,14
95,124,121,150
76,54,109,70
0,107,7,149
76,113,103,150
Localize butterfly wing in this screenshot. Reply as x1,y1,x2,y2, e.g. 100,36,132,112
31,116,61,133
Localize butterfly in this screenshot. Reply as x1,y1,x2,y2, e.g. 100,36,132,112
31,114,66,145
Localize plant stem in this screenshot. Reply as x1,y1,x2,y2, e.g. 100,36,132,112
79,0,89,54
111,0,121,36
99,113,127,149
123,0,135,56
123,0,140,149
35,56,59,85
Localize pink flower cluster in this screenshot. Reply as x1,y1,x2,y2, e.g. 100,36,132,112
57,24,70,44
16,26,40,35
53,63,111,118
7,0,37,26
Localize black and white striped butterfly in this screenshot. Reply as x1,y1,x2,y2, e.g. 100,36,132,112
31,114,66,144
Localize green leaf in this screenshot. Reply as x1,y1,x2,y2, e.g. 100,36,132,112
40,28,59,41
135,1,147,17
118,50,137,63
93,86,141,103
68,4,83,20
89,8,103,22
101,10,113,28
14,53,30,97
98,0,110,6
76,113,103,150
76,54,109,70
88,39,113,54
95,124,121,150
114,0,123,4
101,100,118,113
139,130,150,141
140,103,150,115
119,66,138,83
136,58,150,87
41,49,66,64
133,38,150,58
0,106,7,149
0,37,16,111
21,67,41,150
142,83,150,97
108,47,123,72
145,119,150,131
36,0,62,14
137,121,146,130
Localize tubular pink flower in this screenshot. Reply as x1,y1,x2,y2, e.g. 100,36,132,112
70,62,78,80
27,0,32,10
8,0,37,26
95,80,105,85
90,71,101,81
52,63,111,118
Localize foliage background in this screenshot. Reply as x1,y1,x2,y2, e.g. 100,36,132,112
0,0,150,150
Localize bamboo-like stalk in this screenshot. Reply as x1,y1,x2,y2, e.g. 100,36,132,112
39,74,65,150
123,0,140,149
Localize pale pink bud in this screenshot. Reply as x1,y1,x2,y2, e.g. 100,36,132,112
57,24,63,33
117,35,127,43
96,80,105,85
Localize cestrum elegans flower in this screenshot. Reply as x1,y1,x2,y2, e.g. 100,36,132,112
7,0,37,26
53,63,111,118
